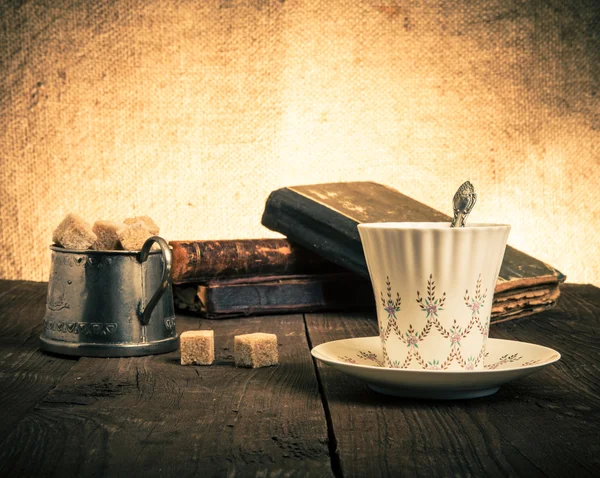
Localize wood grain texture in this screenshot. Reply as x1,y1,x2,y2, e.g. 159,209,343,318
0,344,78,446
0,280,48,344
0,280,598,477
305,284,600,477
0,280,79,444
0,313,334,477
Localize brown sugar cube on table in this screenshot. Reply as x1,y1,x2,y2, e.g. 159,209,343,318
234,333,279,368
52,213,97,250
91,220,125,250
180,330,214,366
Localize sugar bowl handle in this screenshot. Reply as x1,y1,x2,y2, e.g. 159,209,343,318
138,236,172,326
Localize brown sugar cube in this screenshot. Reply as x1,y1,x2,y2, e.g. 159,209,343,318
117,221,154,250
180,330,214,366
91,220,125,250
234,333,278,368
52,213,97,250
123,215,160,235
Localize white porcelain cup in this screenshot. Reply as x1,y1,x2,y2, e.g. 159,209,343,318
358,222,510,371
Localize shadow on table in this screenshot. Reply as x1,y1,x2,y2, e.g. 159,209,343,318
305,367,567,409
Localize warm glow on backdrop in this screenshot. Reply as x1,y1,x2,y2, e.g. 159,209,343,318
0,0,598,284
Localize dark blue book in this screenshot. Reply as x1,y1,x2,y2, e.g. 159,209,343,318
261,181,565,296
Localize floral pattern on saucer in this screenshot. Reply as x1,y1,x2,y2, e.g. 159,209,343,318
337,348,558,370
312,337,561,399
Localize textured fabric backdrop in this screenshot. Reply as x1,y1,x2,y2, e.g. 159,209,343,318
0,0,598,284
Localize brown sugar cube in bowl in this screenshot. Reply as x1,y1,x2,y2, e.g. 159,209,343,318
52,213,97,250
234,333,278,368
117,222,154,250
91,220,125,250
123,215,160,235
180,330,214,365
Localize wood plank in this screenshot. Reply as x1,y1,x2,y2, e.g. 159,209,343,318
0,314,334,477
0,345,78,444
0,280,79,444
0,280,48,344
480,283,600,476
306,284,600,477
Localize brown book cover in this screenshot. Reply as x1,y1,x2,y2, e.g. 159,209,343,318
170,238,343,284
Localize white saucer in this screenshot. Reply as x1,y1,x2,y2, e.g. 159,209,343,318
311,337,560,399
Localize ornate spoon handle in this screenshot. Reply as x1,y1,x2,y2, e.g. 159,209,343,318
451,181,477,228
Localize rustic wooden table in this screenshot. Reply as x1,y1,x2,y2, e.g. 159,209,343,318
0,280,598,477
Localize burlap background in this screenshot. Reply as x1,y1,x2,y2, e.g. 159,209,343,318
0,0,598,285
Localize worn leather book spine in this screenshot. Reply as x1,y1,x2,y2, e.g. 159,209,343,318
261,181,566,289
170,239,344,284
173,273,375,318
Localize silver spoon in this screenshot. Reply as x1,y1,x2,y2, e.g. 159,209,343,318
451,181,477,227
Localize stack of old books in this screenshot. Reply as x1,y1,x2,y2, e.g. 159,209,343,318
172,182,565,324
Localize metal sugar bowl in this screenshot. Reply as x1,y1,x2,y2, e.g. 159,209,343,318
40,236,178,357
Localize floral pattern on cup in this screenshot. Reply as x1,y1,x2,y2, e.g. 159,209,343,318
464,275,488,334
464,356,477,370
381,277,402,319
375,274,491,370
416,274,445,318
